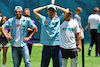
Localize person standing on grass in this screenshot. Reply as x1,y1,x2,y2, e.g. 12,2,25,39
24,8,38,56
88,7,100,56
1,6,37,67
60,11,81,67
0,16,10,67
74,7,84,45
33,4,69,67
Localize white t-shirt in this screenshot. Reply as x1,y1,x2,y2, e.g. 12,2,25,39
60,19,80,49
14,18,21,47
88,14,100,29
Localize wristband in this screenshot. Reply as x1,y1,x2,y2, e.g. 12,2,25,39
29,36,31,39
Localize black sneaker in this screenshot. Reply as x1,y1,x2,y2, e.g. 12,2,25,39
95,54,99,57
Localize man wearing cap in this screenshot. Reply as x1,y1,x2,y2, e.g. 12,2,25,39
33,4,69,67
88,7,100,56
1,6,37,67
24,8,38,56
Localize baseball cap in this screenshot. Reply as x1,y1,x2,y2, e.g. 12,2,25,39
14,6,23,11
47,5,56,11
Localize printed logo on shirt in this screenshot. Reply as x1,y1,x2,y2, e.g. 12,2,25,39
45,21,48,24
16,24,21,27
54,19,57,21
11,26,13,29
23,21,25,24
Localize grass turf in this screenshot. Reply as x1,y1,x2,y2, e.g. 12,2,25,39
0,44,100,67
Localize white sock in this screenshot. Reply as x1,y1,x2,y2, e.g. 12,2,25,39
62,58,68,67
71,58,78,67
2,64,5,67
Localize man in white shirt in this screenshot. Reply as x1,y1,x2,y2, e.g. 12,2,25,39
88,7,100,56
60,11,81,67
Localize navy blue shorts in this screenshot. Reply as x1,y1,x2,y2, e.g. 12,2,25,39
61,48,78,59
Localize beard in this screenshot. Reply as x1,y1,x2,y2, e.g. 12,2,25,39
16,14,22,19
24,15,29,17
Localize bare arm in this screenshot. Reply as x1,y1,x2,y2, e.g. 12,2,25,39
33,6,47,20
55,5,69,20
76,32,82,52
1,27,13,41
81,26,84,32
23,27,37,42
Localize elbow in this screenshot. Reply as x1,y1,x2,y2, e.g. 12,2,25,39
33,9,37,14
34,27,38,33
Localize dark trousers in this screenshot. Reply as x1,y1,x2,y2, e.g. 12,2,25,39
27,43,32,55
41,45,62,67
89,29,98,55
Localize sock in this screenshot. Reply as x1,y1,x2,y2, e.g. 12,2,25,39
62,58,67,67
71,58,78,67
2,64,5,67
89,46,92,50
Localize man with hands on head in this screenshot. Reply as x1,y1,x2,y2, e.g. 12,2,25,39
33,4,69,67
1,6,37,67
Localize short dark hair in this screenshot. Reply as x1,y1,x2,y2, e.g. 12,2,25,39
0,10,1,13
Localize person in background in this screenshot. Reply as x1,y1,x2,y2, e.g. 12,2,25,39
74,7,84,45
33,4,69,67
0,16,10,67
1,6,37,67
24,8,38,56
0,10,2,24
88,7,100,56
60,11,81,67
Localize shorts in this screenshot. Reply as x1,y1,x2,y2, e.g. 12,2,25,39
61,48,78,59
0,39,9,47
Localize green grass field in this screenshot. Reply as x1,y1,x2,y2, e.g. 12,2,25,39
0,44,100,67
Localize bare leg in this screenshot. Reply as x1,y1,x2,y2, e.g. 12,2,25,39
62,58,67,67
3,47,8,65
71,58,78,67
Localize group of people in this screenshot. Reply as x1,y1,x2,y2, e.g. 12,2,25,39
0,4,100,67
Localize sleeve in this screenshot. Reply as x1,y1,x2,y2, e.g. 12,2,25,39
59,15,64,24
74,15,82,27
38,14,46,24
75,22,80,33
28,19,36,29
88,16,91,23
97,23,100,33
2,20,10,28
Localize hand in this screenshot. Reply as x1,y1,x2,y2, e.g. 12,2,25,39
89,32,91,36
23,37,30,42
82,28,84,32
6,35,13,41
77,45,82,52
